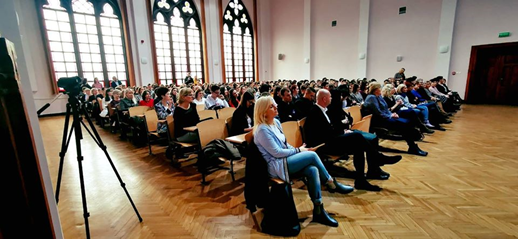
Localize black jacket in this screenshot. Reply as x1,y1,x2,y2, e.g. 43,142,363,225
230,106,253,136
277,100,296,123
303,105,342,147
244,141,269,212
294,97,313,120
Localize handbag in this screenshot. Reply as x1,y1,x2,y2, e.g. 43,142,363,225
260,157,301,237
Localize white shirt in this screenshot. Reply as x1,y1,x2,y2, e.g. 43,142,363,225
316,103,330,123
205,95,229,109
193,98,206,105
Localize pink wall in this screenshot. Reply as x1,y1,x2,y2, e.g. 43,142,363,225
449,0,518,98
270,0,305,80
311,0,360,80
367,0,442,81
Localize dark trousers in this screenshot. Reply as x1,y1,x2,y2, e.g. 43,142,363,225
318,131,381,179
376,116,418,148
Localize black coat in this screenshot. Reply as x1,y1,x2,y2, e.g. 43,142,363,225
277,100,296,123
303,105,342,147
294,97,313,120
244,141,269,212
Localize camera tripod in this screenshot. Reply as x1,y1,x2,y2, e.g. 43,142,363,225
54,94,142,238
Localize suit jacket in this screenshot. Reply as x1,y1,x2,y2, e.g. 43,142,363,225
363,95,392,126
436,84,448,94
277,100,296,123
111,80,122,88
303,105,342,147
294,97,313,120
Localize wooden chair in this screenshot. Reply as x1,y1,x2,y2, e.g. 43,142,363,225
128,106,150,117
225,116,233,135
281,121,303,148
198,109,217,121
217,107,236,120
297,117,306,143
166,115,199,155
196,104,205,112
351,114,372,133
144,110,168,155
197,118,236,184
348,105,362,125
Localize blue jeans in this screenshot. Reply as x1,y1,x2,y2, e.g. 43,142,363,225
287,151,331,204
413,105,429,122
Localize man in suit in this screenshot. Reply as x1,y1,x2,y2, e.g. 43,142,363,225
277,87,296,123
304,89,402,191
294,87,316,120
111,76,122,88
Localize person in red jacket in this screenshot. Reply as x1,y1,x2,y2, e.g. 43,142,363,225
139,90,154,108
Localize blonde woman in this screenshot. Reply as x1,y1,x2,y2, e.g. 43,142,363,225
253,96,353,228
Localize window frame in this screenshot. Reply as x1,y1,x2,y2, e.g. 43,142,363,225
149,0,207,86
221,0,256,83
36,0,134,93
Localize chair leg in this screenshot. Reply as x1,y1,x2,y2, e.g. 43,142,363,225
230,159,235,181
201,172,209,185
147,133,152,155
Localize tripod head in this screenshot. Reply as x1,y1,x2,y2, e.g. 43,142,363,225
58,76,86,98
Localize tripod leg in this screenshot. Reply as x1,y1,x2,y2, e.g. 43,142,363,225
80,105,143,222
55,104,73,204
70,100,91,239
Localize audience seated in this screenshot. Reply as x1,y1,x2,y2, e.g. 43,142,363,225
154,87,174,134
230,91,255,136
294,87,316,120
277,87,297,123
253,96,353,228
193,89,206,105
205,85,229,109
363,83,428,156
304,89,402,191
173,88,200,143
139,90,154,108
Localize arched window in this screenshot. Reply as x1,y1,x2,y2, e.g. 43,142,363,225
38,0,129,88
223,0,254,82
152,0,204,86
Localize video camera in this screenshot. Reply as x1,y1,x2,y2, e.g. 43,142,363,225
57,76,85,96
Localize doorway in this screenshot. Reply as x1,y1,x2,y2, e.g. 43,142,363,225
466,42,518,105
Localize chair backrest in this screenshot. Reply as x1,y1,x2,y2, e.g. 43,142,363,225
144,110,159,132
281,121,303,148
166,115,175,139
128,106,150,117
245,131,254,145
108,105,115,117
197,118,228,147
297,117,307,143
225,116,233,135
217,107,236,120
348,105,362,125
351,114,372,133
196,104,205,112
198,109,217,121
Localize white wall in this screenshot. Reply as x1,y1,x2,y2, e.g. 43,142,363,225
367,0,442,81
311,0,360,80
449,0,518,98
270,0,305,80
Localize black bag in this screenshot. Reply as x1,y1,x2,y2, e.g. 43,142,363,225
199,139,241,170
261,158,301,237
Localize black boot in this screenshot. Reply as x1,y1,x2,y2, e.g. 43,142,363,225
328,178,354,194
313,203,338,227
378,153,402,166
417,119,435,134
366,169,390,180
355,179,382,191
408,144,428,156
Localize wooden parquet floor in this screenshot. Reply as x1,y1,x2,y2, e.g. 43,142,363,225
39,105,518,238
